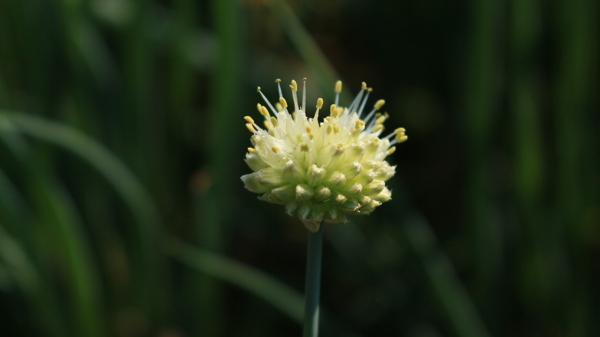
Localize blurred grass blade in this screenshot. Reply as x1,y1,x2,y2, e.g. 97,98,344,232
30,173,105,337
0,225,67,337
166,236,305,323
266,0,351,103
0,111,167,320
403,215,491,337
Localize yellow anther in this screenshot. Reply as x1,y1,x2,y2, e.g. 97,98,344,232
246,123,256,133
316,98,324,109
279,97,288,108
335,80,342,93
300,143,310,152
248,147,258,154
374,99,385,110
260,106,270,117
290,80,298,92
275,103,283,111
386,146,396,155
396,135,408,143
257,86,261,92
264,120,273,129
333,123,340,134
367,88,373,92
270,116,278,127
306,126,312,133
275,78,281,83
244,116,254,123
330,104,337,115
373,124,384,133
327,125,333,134
272,145,280,153
257,103,263,113
336,107,343,117
354,120,366,129
303,77,307,82
375,115,386,125
362,82,367,89
309,133,314,140
394,127,406,135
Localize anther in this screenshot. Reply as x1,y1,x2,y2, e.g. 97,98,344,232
335,80,342,93
264,120,273,129
306,126,312,133
396,135,408,143
375,115,386,125
244,116,254,123
316,98,323,109
260,106,270,117
246,123,256,133
386,146,396,155
394,127,406,134
362,82,367,89
330,104,337,115
270,116,278,127
248,147,258,154
272,145,280,153
257,86,261,92
374,99,385,110
333,124,340,134
279,97,288,108
290,80,298,92
327,125,333,134
373,124,384,133
300,143,310,152
275,78,281,83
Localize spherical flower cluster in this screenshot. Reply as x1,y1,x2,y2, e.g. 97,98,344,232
241,79,407,232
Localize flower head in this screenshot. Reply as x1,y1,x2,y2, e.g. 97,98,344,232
241,79,407,232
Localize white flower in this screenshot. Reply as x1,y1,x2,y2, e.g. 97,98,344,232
241,79,407,232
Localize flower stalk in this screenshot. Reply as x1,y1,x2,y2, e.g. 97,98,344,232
303,224,323,337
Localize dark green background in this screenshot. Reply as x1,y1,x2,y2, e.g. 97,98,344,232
0,0,598,336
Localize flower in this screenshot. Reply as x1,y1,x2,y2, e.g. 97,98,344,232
241,79,407,232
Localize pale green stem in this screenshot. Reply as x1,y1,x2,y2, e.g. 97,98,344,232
303,225,323,337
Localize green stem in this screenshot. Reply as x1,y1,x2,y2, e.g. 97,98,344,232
303,225,324,337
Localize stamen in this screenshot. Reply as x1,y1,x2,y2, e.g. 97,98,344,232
348,83,367,112
330,104,337,116
272,145,280,153
246,123,256,133
358,88,372,117
290,80,299,112
302,78,307,113
315,98,323,121
244,116,254,123
386,146,396,155
248,147,258,154
300,143,310,152
260,106,270,117
334,80,342,106
279,97,288,108
275,78,283,98
257,87,278,114
270,116,278,127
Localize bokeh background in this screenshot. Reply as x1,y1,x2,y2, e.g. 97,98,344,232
0,0,598,336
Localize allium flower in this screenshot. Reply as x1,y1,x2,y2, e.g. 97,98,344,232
241,79,407,232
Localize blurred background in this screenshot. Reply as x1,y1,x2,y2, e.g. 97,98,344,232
0,0,598,336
